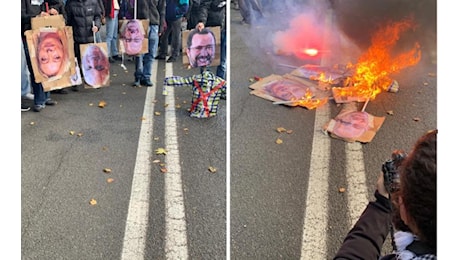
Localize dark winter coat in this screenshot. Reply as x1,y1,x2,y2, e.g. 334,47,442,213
21,0,67,37
165,0,189,22
65,0,103,44
136,0,166,33
196,0,225,28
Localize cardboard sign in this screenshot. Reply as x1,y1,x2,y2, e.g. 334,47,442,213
31,14,66,29
80,42,110,88
323,103,385,143
24,26,76,90
118,19,149,56
182,26,221,67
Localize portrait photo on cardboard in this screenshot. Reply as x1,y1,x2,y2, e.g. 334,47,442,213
118,19,148,56
249,74,320,104
80,43,110,88
24,27,74,84
323,103,385,143
182,27,220,67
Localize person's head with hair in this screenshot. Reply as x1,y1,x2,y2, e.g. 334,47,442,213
121,19,145,55
36,31,67,78
396,129,437,252
186,28,216,67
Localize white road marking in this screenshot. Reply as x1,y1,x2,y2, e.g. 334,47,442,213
121,60,159,260
300,104,331,260
164,62,189,259
346,142,370,228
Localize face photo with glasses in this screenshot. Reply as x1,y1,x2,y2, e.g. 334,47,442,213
120,19,146,55
186,28,217,68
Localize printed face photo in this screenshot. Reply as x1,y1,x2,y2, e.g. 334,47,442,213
81,44,110,87
263,79,308,101
186,29,216,67
121,19,145,55
332,111,370,139
36,31,69,78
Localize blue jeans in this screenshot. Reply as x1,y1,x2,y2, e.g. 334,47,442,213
22,38,50,106
135,25,159,81
21,40,31,97
216,28,227,79
105,10,120,57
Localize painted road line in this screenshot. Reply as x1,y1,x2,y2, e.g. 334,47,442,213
300,104,331,259
121,60,159,260
164,62,189,259
345,142,369,228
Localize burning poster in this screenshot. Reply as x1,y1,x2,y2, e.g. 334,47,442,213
24,26,77,91
249,74,328,109
323,103,385,143
80,43,110,88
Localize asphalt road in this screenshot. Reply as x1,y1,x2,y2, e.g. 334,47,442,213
229,1,436,259
21,36,226,259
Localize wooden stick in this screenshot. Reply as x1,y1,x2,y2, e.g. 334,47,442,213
361,98,370,112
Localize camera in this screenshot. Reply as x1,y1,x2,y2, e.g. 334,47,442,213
381,150,407,193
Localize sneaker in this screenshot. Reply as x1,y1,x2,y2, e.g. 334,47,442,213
155,55,166,60
21,104,30,112
166,57,177,63
45,99,57,106
52,89,68,94
112,55,122,61
23,93,35,100
132,79,141,87
33,104,45,112
109,57,115,63
140,79,153,87
71,85,79,92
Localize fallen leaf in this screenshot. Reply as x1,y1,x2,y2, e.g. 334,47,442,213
77,133,83,137
160,167,168,173
413,117,421,122
153,137,160,141
152,159,161,163
286,130,293,134
113,73,117,77
339,187,346,193
89,199,97,205
107,178,114,183
423,82,428,86
155,148,168,155
276,127,287,133
98,100,107,108
275,138,283,144
249,78,255,82
154,112,161,116
159,163,166,167
386,110,394,115
103,168,112,173
89,103,94,106
176,104,181,108
69,131,75,135
30,122,35,125
208,166,217,173
183,128,189,132
164,104,169,107
141,117,146,121
428,72,436,77
102,146,108,151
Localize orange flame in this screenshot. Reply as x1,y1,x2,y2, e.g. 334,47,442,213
294,89,328,109
338,18,421,100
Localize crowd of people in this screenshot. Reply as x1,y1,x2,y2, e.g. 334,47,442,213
21,0,227,113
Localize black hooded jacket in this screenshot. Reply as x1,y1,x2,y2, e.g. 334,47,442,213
65,0,102,44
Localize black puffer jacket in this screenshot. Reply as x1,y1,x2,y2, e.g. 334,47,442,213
65,0,102,44
21,0,67,37
196,0,225,28
136,0,166,33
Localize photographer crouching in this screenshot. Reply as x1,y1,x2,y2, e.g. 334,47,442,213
334,130,437,260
